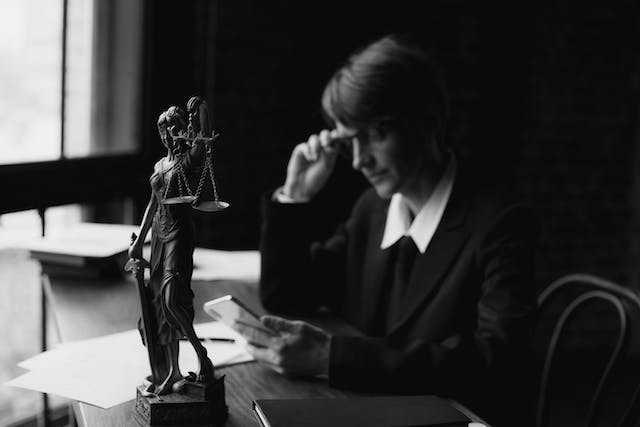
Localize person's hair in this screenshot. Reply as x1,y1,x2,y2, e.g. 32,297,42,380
321,34,449,143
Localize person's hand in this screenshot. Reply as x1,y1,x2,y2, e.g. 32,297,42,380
245,315,331,378
282,129,340,201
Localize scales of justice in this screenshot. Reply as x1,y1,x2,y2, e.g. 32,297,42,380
125,96,229,427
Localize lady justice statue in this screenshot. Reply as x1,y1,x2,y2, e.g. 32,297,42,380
126,96,228,426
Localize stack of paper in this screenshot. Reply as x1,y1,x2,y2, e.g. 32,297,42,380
5,322,253,408
10,222,261,283
13,223,145,259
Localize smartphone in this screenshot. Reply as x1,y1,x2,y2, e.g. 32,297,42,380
203,295,278,347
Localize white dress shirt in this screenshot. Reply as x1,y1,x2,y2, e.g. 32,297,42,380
380,155,457,254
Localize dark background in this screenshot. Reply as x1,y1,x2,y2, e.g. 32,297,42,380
136,0,640,297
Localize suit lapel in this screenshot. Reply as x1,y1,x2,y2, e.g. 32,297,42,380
388,169,472,334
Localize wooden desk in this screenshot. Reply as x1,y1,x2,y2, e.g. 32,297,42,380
45,275,363,427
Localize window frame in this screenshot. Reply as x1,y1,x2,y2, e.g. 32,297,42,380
0,154,148,215
0,0,151,216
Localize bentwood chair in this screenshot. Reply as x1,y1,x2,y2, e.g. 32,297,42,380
536,274,640,427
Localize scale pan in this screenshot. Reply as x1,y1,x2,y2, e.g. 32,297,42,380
192,200,230,212
162,195,197,205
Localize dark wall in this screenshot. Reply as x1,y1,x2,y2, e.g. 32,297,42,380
140,1,640,291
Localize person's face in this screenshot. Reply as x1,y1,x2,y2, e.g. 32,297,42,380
335,121,427,199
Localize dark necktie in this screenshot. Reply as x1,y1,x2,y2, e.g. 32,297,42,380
394,235,418,292
386,235,419,330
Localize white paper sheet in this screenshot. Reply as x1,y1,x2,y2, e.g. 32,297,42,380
6,321,253,408
141,246,260,282
192,248,260,282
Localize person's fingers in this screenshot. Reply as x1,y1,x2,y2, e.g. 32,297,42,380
261,315,296,333
307,134,321,161
246,343,282,365
293,142,313,163
232,320,279,347
300,321,330,341
246,343,269,361
261,315,303,334
318,129,337,154
261,316,329,341
246,343,296,377
260,361,285,375
251,356,286,375
231,320,252,336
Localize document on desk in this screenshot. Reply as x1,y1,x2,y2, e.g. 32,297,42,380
5,321,253,408
142,246,260,282
192,248,260,282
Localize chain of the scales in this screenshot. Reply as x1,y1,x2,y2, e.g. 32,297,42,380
192,135,229,212
161,140,197,205
187,95,229,212
159,97,229,210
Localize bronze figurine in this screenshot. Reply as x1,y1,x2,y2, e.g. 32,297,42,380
126,96,228,426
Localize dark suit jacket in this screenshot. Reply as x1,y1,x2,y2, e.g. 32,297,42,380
259,164,538,425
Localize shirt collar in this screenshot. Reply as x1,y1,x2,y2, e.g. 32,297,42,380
380,154,457,253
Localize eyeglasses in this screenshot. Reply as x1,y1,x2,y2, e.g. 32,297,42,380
331,125,389,159
331,130,364,159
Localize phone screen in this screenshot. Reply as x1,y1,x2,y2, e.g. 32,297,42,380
203,295,278,347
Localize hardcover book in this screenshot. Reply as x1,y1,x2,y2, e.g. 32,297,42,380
252,395,476,427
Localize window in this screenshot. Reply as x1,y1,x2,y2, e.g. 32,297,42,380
0,0,142,165
0,0,144,424
0,0,63,164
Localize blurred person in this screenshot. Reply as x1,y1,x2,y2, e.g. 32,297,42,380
253,34,537,426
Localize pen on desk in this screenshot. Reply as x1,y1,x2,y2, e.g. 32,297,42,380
179,337,236,343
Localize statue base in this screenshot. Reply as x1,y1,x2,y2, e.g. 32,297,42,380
133,375,227,427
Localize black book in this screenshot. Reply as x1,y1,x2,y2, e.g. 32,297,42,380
252,395,478,427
